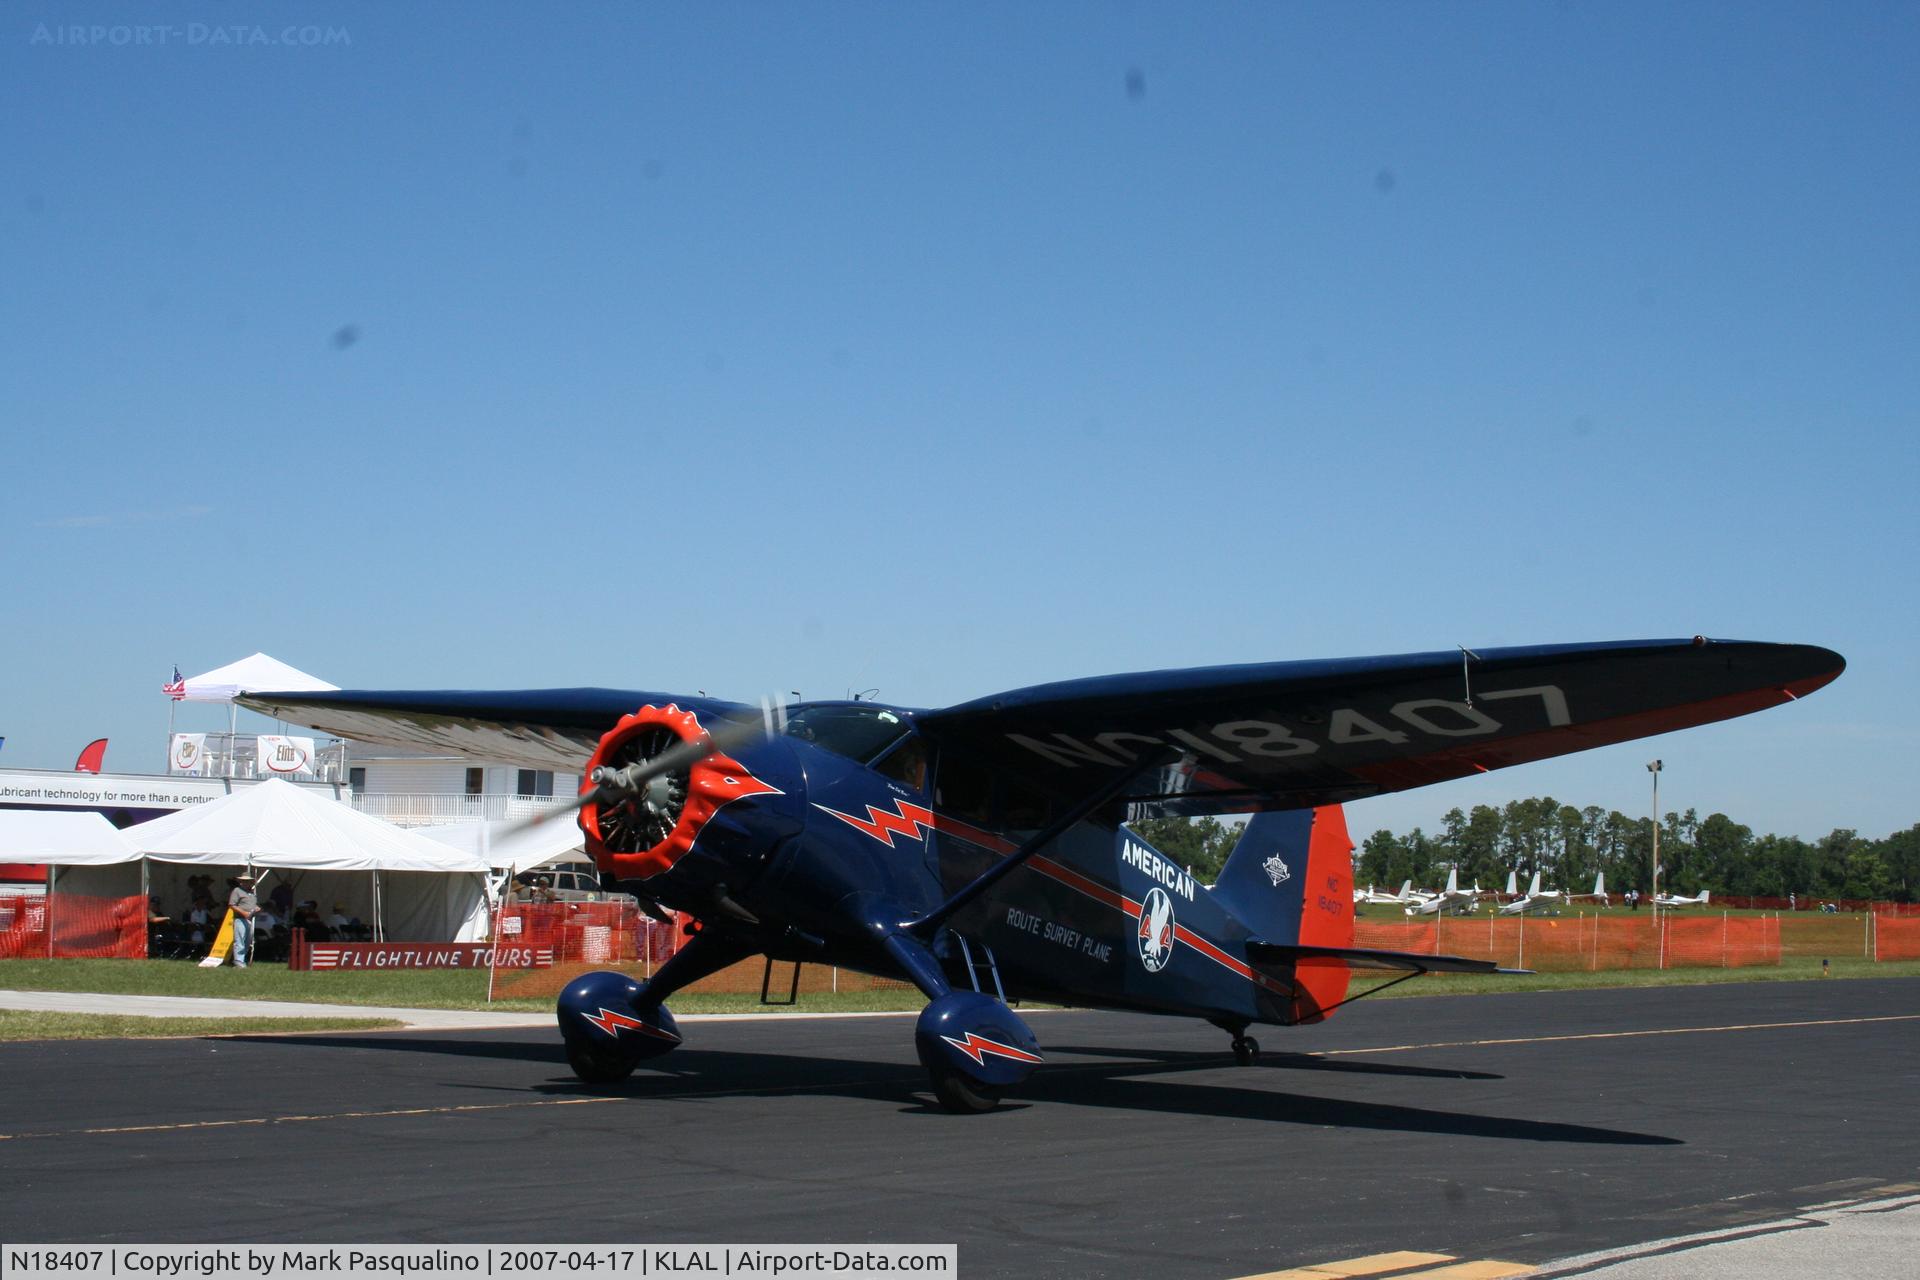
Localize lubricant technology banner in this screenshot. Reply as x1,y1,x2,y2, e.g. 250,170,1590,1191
0,1245,957,1279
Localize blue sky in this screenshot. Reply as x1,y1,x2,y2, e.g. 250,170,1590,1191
3,2,1915,843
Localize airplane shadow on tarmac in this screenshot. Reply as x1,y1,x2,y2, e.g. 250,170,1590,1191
227,1034,1677,1146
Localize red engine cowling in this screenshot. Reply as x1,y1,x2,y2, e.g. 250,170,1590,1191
579,704,781,882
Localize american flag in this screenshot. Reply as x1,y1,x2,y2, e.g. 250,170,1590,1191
163,666,186,700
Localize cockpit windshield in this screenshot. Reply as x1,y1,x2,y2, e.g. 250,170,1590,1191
783,704,911,764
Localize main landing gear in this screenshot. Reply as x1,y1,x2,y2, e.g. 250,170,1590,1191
567,1035,640,1084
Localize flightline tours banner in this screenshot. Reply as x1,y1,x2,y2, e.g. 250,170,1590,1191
0,1245,958,1279
256,735,316,776
287,936,555,970
170,733,208,775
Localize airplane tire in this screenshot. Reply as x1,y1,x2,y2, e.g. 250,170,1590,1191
1232,1035,1260,1067
930,1067,1002,1114
566,1037,638,1084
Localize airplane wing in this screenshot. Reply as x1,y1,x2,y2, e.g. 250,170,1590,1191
241,638,1841,812
237,687,752,772
912,638,1841,816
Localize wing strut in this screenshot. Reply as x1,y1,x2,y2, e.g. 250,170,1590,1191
902,752,1174,939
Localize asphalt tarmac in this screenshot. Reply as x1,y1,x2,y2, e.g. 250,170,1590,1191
2,978,1916,1278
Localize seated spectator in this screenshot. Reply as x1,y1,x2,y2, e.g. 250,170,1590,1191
296,905,332,942
255,924,290,964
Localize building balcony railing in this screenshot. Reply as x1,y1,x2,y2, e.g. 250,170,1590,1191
166,734,350,782
348,792,574,828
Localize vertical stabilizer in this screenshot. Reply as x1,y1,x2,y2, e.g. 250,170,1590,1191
1527,870,1542,897
1211,806,1354,1023
1506,869,1518,896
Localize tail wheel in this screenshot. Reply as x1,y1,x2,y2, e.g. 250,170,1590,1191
930,1068,1002,1114
566,1037,639,1084
1231,1035,1260,1067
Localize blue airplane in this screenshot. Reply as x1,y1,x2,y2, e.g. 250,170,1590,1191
242,637,1841,1111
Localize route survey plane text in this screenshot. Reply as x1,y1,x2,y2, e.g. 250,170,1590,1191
0,1248,955,1280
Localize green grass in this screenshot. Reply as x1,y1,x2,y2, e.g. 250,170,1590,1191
0,1010,402,1041
0,959,930,1014
5,954,1917,1018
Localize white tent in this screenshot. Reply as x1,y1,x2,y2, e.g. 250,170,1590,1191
178,653,338,704
417,817,586,871
170,652,342,780
106,780,491,942
131,779,486,873
0,810,136,866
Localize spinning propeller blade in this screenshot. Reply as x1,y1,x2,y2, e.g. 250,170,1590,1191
494,700,785,842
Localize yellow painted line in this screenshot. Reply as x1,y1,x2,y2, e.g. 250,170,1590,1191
1233,1251,1454,1278
0,1095,624,1142
1399,1263,1533,1280
1317,1013,1920,1058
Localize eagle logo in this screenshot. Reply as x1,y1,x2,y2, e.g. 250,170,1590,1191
1137,887,1176,973
1263,854,1291,887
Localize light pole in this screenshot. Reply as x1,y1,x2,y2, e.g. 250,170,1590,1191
1647,759,1663,919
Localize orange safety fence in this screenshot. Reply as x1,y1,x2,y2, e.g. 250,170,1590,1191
1872,911,1920,961
0,891,147,959
488,905,920,1001
1354,913,1782,970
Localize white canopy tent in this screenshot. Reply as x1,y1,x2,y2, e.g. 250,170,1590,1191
170,653,340,778
5,781,493,943
417,817,586,870
417,817,589,907
178,653,338,704
0,810,136,865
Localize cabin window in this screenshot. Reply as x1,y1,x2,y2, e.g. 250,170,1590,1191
783,704,909,763
873,736,928,792
936,755,995,827
1001,777,1052,835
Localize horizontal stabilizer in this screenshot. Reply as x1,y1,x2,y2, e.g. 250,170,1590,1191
1249,940,1525,975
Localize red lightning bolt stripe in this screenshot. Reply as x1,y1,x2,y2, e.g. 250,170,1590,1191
579,1007,680,1041
814,801,939,847
815,801,1018,854
939,1031,1045,1067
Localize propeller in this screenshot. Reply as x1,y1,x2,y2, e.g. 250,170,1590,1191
496,697,788,841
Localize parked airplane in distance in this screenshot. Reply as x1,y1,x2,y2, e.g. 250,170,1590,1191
1655,887,1712,907
1567,871,1609,905
1406,868,1481,916
1498,870,1565,916
1356,879,1420,907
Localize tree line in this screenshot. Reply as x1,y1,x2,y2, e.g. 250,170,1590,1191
1134,802,1920,902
